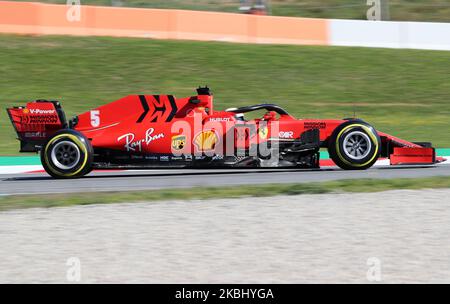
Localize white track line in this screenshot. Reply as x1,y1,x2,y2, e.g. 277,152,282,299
0,157,448,175
0,165,43,175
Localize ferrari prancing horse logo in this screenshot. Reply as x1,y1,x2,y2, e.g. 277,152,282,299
258,126,268,139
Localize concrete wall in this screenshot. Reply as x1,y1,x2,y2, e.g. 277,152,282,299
0,1,328,45
0,1,449,51
329,19,450,51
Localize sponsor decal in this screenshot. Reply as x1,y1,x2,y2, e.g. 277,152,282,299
21,108,59,124
258,126,268,139
194,130,219,152
208,117,231,122
304,122,326,129
23,131,47,138
279,131,294,139
171,156,183,161
145,155,158,160
171,135,186,151
22,115,58,124
160,155,170,161
212,155,224,160
195,155,206,160
185,155,193,161
117,128,164,152
25,109,56,115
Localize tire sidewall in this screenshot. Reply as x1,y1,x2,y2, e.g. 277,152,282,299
328,121,380,170
41,129,93,178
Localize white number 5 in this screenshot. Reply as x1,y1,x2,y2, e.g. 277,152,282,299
90,110,100,127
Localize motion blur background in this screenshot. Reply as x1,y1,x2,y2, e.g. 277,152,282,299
1,0,449,154
11,0,450,21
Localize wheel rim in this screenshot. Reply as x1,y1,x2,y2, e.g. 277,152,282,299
342,131,372,160
50,141,81,170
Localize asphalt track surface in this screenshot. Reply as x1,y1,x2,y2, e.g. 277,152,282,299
1,164,450,195
1,190,449,283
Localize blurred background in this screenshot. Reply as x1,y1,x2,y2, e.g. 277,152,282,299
12,0,450,21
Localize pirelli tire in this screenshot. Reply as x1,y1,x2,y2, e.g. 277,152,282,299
41,129,93,179
328,120,381,170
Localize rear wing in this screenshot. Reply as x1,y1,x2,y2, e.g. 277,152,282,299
7,100,67,152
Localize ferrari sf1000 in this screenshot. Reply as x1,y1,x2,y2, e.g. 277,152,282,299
7,87,443,178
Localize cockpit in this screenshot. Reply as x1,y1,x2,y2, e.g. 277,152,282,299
225,104,292,122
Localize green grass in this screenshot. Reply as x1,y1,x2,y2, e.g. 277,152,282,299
1,176,450,211
1,35,450,155
11,0,450,22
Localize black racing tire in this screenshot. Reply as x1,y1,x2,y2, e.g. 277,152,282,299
41,129,93,179
328,120,381,170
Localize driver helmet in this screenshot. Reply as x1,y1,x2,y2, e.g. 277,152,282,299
235,113,245,121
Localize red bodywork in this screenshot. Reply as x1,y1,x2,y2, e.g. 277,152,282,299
7,88,444,167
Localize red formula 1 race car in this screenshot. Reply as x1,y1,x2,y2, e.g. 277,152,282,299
7,87,443,178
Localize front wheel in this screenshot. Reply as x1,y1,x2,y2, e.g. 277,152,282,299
328,120,381,170
41,129,93,179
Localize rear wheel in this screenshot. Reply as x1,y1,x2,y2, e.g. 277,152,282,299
328,120,380,170
41,129,93,178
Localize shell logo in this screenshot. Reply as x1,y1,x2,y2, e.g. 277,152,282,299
22,108,29,114
194,130,218,152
